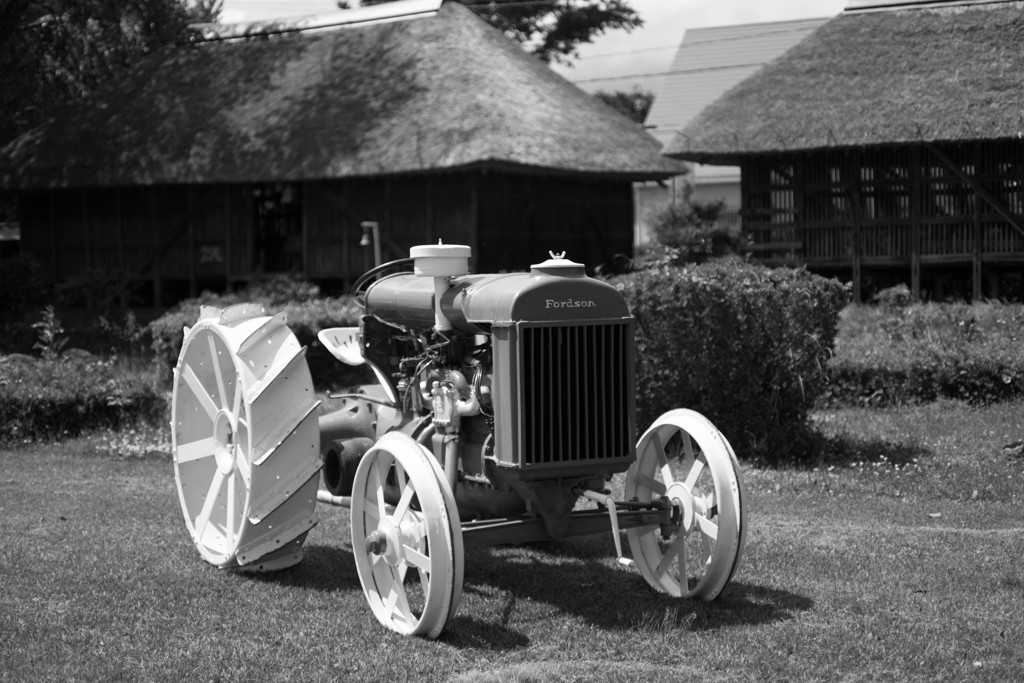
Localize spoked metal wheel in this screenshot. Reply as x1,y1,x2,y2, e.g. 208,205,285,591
624,409,746,599
172,304,322,571
351,432,464,638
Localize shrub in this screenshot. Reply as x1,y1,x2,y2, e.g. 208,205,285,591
613,260,849,464
872,283,912,308
149,290,365,389
243,274,322,306
148,290,246,379
826,302,1024,406
99,310,150,363
642,184,749,267
0,355,166,444
31,305,68,361
54,266,143,311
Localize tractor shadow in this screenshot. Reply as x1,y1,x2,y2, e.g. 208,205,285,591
244,537,810,648
442,535,812,646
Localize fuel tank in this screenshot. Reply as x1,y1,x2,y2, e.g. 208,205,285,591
364,253,631,332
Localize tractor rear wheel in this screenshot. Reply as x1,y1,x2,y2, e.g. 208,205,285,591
171,305,321,571
351,432,464,638
624,409,746,600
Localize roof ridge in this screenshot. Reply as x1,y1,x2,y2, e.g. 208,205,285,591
189,0,442,42
845,0,1018,13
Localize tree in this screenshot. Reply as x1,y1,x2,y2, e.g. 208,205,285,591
0,0,221,148
645,182,748,266
356,0,642,63
594,87,653,124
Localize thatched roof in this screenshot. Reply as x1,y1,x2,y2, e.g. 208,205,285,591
0,1,681,189
666,0,1024,164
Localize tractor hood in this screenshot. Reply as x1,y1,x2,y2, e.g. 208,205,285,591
364,254,631,332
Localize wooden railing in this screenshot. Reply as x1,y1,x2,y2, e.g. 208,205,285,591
745,219,1024,265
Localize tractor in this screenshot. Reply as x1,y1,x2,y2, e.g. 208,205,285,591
171,243,746,638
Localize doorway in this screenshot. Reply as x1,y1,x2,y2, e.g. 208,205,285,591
252,184,302,273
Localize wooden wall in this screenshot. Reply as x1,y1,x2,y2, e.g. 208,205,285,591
741,140,1024,300
15,170,636,306
475,172,634,273
304,174,475,280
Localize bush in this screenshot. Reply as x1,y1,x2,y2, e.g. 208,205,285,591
613,260,849,464
149,290,365,389
31,305,67,361
872,283,912,308
243,274,323,305
642,184,749,267
54,266,143,311
0,355,166,444
826,302,1024,406
148,290,246,379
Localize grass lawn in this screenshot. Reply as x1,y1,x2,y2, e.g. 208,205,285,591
1,400,1022,682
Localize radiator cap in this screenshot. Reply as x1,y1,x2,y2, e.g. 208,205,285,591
531,251,585,278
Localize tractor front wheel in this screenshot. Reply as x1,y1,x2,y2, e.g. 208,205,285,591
624,409,746,600
350,432,464,638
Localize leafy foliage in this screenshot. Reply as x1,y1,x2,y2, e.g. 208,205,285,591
30,305,67,361
0,0,220,147
53,266,145,311
361,0,642,63
827,302,1024,406
614,261,850,464
99,310,149,362
641,183,749,267
148,277,364,389
243,274,323,306
0,354,165,443
593,87,653,124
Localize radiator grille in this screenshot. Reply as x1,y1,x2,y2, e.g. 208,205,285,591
517,321,634,469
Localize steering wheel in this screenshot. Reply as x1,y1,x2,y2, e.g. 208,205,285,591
352,257,416,304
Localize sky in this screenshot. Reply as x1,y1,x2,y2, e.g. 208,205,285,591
217,0,849,93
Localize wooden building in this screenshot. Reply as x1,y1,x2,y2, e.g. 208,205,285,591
666,0,1024,301
0,1,680,306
